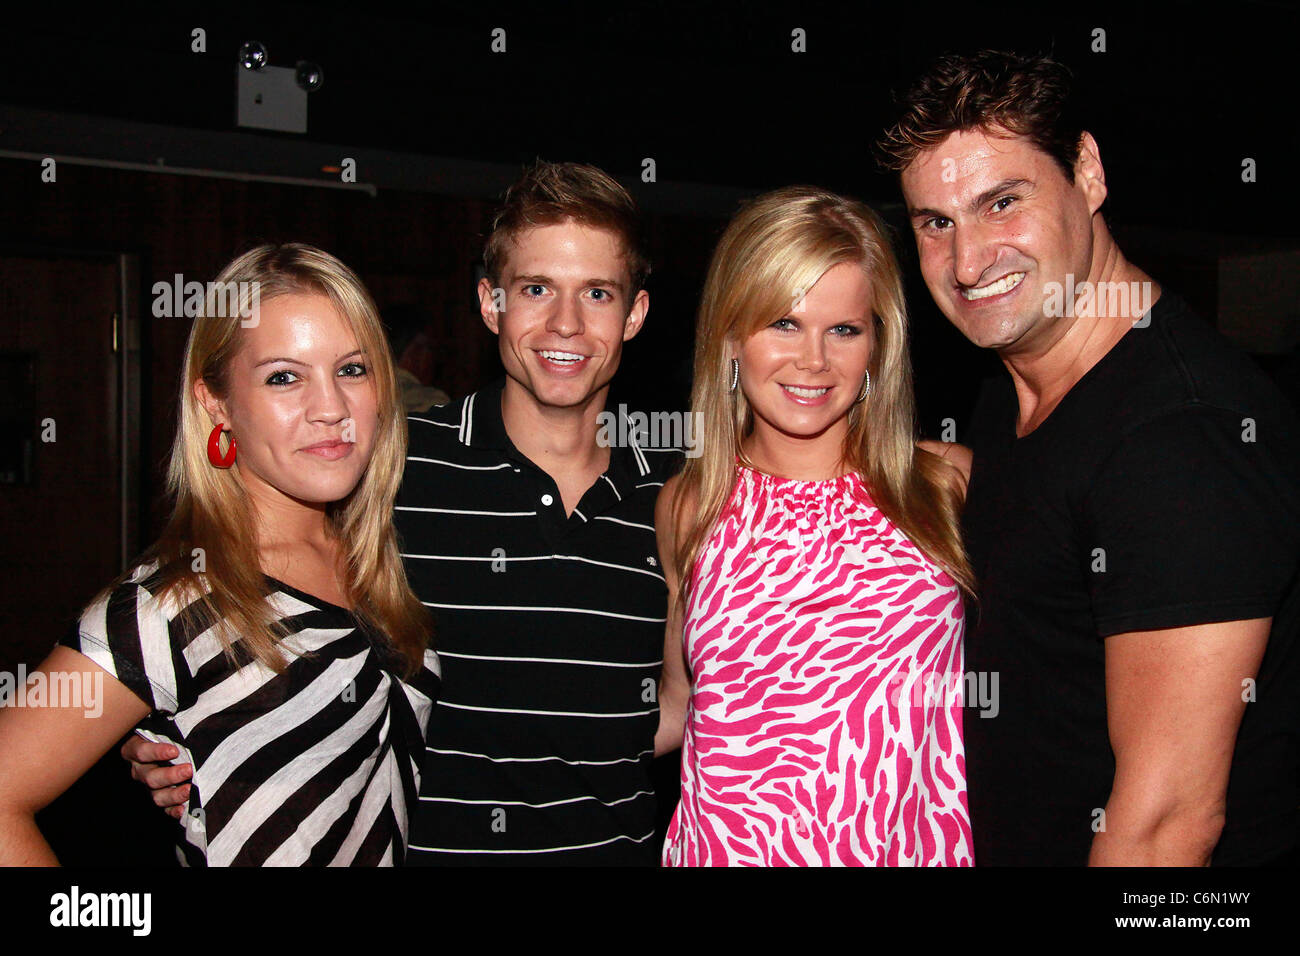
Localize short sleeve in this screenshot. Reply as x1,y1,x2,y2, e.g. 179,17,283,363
59,575,183,714
398,648,442,732
1083,404,1300,637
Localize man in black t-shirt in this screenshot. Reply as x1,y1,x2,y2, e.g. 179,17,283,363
877,51,1300,865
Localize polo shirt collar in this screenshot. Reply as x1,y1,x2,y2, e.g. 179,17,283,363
457,378,510,451
459,377,652,484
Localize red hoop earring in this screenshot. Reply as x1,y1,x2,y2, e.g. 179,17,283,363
207,424,237,468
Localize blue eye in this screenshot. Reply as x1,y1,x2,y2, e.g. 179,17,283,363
523,284,545,297
832,325,861,337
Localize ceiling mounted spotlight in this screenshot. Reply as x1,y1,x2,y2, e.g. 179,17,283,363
294,61,324,93
238,41,269,71
235,43,323,133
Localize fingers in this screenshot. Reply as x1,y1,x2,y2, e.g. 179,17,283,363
152,782,191,810
120,737,180,765
138,762,193,791
117,733,194,815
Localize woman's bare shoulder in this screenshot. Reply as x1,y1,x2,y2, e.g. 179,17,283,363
917,439,973,489
655,472,694,539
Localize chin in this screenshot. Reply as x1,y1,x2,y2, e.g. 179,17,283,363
295,483,364,506
947,312,1021,351
755,407,847,441
532,376,602,407
981,320,1038,352
287,470,369,505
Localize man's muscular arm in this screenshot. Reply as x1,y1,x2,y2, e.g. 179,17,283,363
1090,618,1268,865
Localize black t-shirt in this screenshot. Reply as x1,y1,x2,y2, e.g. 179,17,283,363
962,291,1300,866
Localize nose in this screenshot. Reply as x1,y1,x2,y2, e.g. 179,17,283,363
951,221,998,289
793,329,829,373
307,371,351,425
545,292,583,338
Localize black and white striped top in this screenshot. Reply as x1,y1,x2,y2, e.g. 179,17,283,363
396,379,683,865
61,562,441,866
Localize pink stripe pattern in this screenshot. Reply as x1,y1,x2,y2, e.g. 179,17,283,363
663,465,973,866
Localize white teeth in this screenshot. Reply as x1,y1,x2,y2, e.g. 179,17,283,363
539,350,584,363
961,272,1025,300
784,385,829,398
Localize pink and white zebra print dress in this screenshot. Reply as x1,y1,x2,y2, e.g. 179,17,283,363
663,464,973,866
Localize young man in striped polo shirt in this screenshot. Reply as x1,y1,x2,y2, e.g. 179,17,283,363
394,162,684,864
124,161,686,865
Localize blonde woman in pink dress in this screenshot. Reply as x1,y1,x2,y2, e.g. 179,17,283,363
653,187,976,865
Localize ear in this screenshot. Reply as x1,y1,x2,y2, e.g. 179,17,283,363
722,335,738,362
1075,131,1108,215
478,277,502,335
193,377,228,427
621,288,650,342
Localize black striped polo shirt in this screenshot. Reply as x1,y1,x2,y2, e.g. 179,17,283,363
396,379,683,865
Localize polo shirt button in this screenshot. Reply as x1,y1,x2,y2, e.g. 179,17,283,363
541,494,554,506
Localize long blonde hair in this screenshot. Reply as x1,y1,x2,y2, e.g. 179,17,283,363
103,243,430,676
672,186,975,606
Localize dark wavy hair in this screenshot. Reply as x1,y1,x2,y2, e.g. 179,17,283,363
877,50,1087,182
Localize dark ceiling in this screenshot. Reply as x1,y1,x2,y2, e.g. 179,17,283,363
2,0,1296,237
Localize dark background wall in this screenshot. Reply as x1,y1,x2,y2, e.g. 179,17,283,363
0,0,1295,864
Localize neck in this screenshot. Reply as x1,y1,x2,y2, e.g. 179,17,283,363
741,416,850,481
241,473,333,556
500,377,609,476
1002,221,1160,433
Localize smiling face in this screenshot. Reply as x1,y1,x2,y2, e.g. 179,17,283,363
196,292,378,511
479,220,648,412
737,260,875,445
901,126,1105,355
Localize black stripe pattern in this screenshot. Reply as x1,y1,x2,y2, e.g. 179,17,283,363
62,563,440,866
397,380,683,865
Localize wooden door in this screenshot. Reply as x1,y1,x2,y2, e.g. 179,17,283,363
0,253,129,672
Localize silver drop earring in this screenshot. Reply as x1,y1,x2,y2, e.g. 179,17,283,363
730,358,739,392
856,370,871,404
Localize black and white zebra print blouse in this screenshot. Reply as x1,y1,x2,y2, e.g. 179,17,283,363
61,561,440,866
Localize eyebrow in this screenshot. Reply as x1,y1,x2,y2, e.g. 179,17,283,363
908,178,1033,221
253,349,363,369
785,319,868,327
780,313,871,324
514,274,627,294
